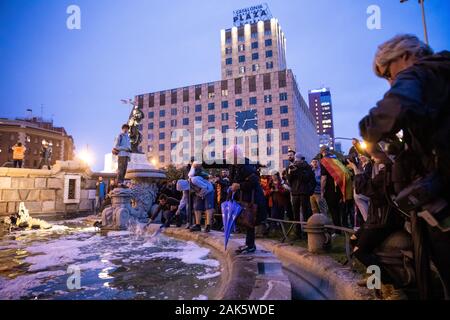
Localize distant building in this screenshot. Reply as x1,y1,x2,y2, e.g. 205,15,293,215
0,117,75,168
308,88,335,150
135,5,318,171
334,141,342,154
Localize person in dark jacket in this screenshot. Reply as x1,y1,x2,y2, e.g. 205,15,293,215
359,34,450,297
287,153,316,237
227,145,268,254
149,194,180,227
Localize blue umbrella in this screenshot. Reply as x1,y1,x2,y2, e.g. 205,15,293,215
221,200,242,250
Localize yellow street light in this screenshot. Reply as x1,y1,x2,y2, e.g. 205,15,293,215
78,149,94,166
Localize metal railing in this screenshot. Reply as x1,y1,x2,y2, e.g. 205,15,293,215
266,218,356,264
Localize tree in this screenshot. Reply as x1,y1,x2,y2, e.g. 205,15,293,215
164,164,185,182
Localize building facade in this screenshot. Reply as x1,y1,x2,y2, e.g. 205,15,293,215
136,10,318,171
308,88,335,150
0,118,75,168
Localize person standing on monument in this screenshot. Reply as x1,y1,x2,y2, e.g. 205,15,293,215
11,142,26,168
113,124,131,188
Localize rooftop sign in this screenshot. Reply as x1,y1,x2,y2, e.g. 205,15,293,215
233,3,272,27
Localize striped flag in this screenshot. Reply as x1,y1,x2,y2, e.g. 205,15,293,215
320,155,353,201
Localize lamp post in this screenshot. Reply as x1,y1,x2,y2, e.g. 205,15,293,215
400,0,429,45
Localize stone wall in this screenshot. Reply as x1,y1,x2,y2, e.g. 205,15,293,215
0,160,97,216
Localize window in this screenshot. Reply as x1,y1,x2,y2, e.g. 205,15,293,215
195,86,202,100
226,70,232,77
159,155,165,163
264,29,272,36
160,92,166,106
267,147,274,156
148,133,154,141
208,115,215,122
281,119,289,127
221,101,229,109
222,89,229,97
148,94,155,108
264,95,272,103
235,78,242,94
222,125,229,133
280,105,288,114
207,84,215,99
265,39,272,46
195,104,202,112
238,44,245,52
251,42,258,49
171,108,177,116
280,93,288,101
263,73,271,90
267,133,273,142
208,102,215,110
282,132,290,141
266,50,273,58
226,58,232,65
148,145,153,152
249,76,256,92
266,61,274,69
159,144,165,151
159,110,165,117
171,143,177,150
183,106,189,114
282,146,289,154
278,71,287,87
249,97,257,105
148,123,154,130
183,118,189,125
265,108,273,116
195,116,202,122
252,53,259,60
239,66,246,74
252,64,260,72
223,138,229,146
183,88,189,102
238,35,245,42
265,120,273,129
171,89,177,104
238,55,245,63
225,47,232,54
159,132,165,140
283,160,290,168
251,32,258,39
171,119,177,127
235,99,243,107
225,36,231,44
159,121,165,128
222,113,229,121
148,111,154,119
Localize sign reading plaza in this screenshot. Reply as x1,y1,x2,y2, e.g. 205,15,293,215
233,3,272,27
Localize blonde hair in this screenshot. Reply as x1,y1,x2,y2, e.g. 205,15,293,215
374,34,433,78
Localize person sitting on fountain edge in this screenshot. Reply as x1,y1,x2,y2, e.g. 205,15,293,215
113,124,131,188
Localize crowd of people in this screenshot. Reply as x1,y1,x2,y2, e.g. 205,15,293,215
107,33,450,298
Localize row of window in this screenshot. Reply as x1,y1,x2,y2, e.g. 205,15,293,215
226,50,272,65
147,94,288,119
225,39,272,55
225,30,272,44
143,72,286,107
149,130,291,142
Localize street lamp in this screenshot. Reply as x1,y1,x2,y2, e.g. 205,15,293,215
400,0,429,45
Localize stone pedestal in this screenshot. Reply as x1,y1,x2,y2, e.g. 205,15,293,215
101,153,166,230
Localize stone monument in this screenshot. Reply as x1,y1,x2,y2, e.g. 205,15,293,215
100,99,166,230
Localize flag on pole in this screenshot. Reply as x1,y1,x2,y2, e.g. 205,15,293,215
320,155,353,201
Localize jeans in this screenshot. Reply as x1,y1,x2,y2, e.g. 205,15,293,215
13,160,23,168
246,227,256,248
117,156,129,184
354,191,370,222
292,194,313,236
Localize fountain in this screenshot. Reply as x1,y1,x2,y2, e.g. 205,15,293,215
100,100,166,230
2,202,52,231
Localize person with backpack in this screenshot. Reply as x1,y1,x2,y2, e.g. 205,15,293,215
360,34,450,298
113,124,131,188
287,153,316,238
38,140,52,170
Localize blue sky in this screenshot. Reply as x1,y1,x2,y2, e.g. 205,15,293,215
1,0,449,171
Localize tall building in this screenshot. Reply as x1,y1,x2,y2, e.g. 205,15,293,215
0,117,75,168
136,5,318,171
308,88,335,149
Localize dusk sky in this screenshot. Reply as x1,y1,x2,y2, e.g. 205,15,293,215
1,0,449,171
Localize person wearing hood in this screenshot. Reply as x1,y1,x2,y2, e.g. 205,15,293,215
287,153,316,238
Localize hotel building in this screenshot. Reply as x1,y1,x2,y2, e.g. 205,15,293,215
136,8,318,171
